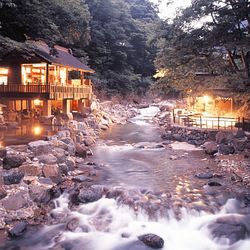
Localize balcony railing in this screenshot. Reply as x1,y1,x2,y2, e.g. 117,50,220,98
0,83,92,99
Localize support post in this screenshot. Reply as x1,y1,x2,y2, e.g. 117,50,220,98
42,99,51,116
63,99,71,114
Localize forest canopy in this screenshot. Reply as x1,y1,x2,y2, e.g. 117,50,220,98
1,0,250,98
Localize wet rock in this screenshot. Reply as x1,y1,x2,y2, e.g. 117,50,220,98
52,148,68,164
204,142,218,155
219,144,235,155
29,185,51,204
216,132,228,144
235,129,246,139
3,153,26,169
42,164,62,183
0,147,7,158
66,157,76,171
208,216,249,244
75,143,87,158
0,186,7,199
2,192,28,210
78,186,103,203
84,137,95,146
72,175,93,183
37,154,57,165
3,170,25,185
19,162,42,176
195,172,213,179
208,181,222,187
28,140,51,155
8,222,27,238
232,139,247,152
138,234,164,249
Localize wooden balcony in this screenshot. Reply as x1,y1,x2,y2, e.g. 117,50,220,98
0,83,92,100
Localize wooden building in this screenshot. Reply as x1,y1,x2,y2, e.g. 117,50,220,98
0,41,94,116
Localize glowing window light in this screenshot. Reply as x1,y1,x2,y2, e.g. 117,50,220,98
0,68,8,75
34,99,41,106
32,126,42,136
203,95,210,103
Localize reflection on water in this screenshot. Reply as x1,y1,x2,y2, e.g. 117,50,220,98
0,120,56,146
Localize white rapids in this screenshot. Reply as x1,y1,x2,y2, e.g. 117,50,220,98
42,195,250,250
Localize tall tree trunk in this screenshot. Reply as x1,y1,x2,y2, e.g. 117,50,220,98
227,49,239,72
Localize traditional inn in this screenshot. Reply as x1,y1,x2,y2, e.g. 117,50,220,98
0,41,94,117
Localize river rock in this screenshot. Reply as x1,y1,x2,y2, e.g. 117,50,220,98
3,170,25,185
195,172,213,179
216,132,228,144
78,186,103,203
208,216,249,244
52,148,68,164
8,221,27,238
138,234,164,249
219,144,235,155
29,184,51,204
235,129,246,139
19,162,42,176
208,181,222,187
72,175,93,183
232,139,247,152
0,186,7,199
2,192,28,210
66,157,76,171
83,137,95,146
75,144,87,158
204,142,218,155
0,147,7,158
28,140,51,155
37,154,57,165
42,164,62,183
3,152,26,169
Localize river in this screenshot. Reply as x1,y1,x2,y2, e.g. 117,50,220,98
2,107,250,250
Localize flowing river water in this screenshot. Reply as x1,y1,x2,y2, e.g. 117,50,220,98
2,107,250,250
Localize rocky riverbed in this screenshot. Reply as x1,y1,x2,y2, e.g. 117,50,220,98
0,102,139,243
1,101,250,250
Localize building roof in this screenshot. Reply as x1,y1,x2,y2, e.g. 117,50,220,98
32,41,94,73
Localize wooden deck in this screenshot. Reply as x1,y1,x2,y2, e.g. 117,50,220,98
0,82,92,99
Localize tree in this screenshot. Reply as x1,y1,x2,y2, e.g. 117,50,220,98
153,0,250,97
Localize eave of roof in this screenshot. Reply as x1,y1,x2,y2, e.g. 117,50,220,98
33,41,94,73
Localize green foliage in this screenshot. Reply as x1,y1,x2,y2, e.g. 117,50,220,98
153,0,250,97
0,0,159,97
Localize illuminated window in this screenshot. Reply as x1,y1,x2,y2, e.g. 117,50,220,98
0,68,8,85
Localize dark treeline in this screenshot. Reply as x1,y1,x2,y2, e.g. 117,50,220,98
1,0,250,98
0,0,159,97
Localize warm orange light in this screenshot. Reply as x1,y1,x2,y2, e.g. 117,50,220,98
33,126,42,136
0,68,8,75
34,99,41,106
203,95,210,103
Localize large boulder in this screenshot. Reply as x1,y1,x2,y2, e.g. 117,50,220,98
3,170,25,185
8,222,27,238
3,152,26,169
28,140,51,156
75,144,87,158
138,234,164,249
42,164,62,183
216,132,228,144
29,185,51,204
2,191,28,210
19,162,42,176
208,216,249,245
37,154,57,165
204,142,218,155
78,186,103,203
219,144,235,155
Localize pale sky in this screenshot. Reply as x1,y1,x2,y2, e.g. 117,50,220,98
151,0,192,19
